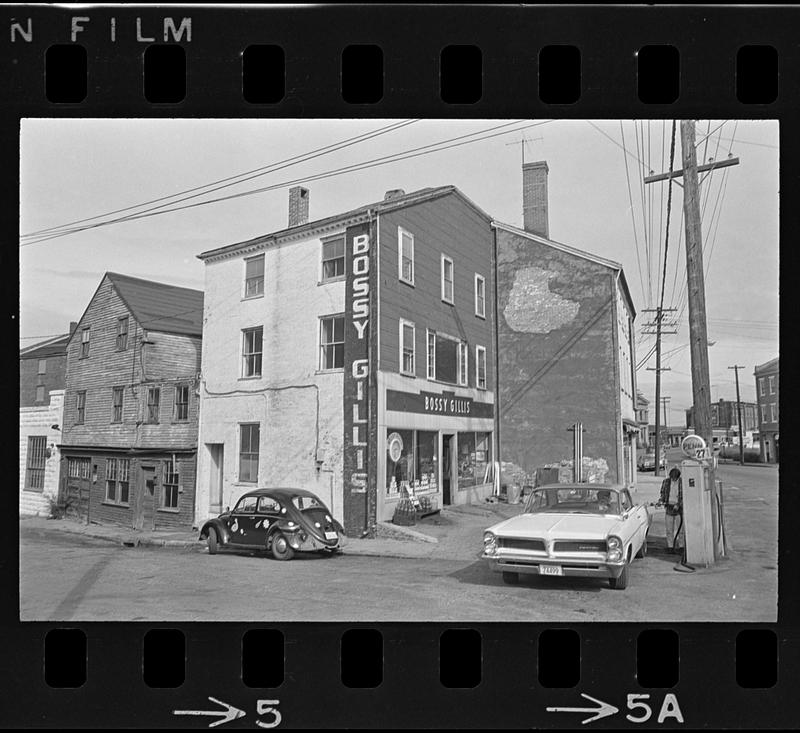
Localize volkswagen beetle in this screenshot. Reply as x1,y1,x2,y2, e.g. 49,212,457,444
199,488,346,560
482,484,651,590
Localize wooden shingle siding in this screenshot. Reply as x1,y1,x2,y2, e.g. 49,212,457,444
60,274,203,529
378,194,494,386
63,277,201,450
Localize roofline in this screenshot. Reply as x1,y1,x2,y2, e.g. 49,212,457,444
491,220,637,318
198,186,493,263
20,333,70,357
753,357,779,374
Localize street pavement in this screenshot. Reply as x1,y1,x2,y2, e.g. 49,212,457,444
19,465,777,622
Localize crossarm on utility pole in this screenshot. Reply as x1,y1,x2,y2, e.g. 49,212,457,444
643,157,739,184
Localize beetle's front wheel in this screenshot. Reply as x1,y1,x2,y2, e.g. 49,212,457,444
206,527,218,555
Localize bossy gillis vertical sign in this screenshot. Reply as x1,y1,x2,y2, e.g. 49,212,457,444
343,222,376,537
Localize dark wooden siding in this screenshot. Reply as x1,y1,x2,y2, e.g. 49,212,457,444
378,193,494,387
62,451,197,529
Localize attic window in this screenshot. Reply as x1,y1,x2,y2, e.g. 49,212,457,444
116,317,129,350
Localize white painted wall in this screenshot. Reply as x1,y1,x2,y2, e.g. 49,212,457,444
20,390,65,516
195,233,346,526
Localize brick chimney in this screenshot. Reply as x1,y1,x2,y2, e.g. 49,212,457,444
288,186,309,227
522,160,549,238
69,321,78,335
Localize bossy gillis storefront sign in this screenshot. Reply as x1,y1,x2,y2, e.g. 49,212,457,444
342,222,376,536
386,389,494,420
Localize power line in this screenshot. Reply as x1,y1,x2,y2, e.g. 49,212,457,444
21,119,421,240
617,121,648,310
22,119,556,247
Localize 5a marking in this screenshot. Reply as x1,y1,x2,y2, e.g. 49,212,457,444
547,692,684,725
173,698,281,728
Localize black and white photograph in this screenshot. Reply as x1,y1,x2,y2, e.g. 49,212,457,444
19,117,778,623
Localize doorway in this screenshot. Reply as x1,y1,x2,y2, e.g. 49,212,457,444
442,434,455,505
207,443,225,514
134,465,157,531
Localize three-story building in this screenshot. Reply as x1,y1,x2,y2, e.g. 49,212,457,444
195,186,496,536
59,273,203,528
754,357,779,462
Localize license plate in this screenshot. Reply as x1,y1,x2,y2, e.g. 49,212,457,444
539,564,563,576
324,531,338,540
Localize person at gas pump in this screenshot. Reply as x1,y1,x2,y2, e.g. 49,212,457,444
659,467,685,553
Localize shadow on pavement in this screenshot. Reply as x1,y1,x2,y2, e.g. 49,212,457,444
448,559,605,593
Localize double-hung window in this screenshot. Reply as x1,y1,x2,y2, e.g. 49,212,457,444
80,327,90,358
398,227,415,285
475,345,487,390
105,458,130,504
242,327,263,378
321,237,345,281
111,386,124,423
25,436,46,491
458,342,468,386
400,320,415,376
162,458,179,509
146,387,160,424
38,359,46,375
768,375,776,394
759,378,765,396
319,315,345,370
239,423,260,482
441,255,454,304
474,274,486,318
244,254,265,298
76,391,86,424
35,385,45,403
116,316,129,350
426,330,436,380
174,384,189,421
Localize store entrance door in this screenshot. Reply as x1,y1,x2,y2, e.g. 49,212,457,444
442,434,455,505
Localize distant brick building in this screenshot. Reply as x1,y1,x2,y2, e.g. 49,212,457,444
494,162,638,487
754,357,779,462
636,392,650,450
19,329,73,516
195,186,496,535
59,273,203,529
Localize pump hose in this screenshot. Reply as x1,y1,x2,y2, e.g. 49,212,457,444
673,512,696,573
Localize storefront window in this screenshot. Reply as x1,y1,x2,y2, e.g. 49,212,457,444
386,428,438,496
457,431,492,489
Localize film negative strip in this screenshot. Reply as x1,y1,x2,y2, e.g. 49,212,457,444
5,3,796,729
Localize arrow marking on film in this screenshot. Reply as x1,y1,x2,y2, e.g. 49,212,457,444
546,693,619,724
173,696,246,728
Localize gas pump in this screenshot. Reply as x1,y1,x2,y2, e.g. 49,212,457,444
679,434,724,566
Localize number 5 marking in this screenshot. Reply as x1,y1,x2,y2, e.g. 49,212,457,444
256,699,281,729
626,693,653,723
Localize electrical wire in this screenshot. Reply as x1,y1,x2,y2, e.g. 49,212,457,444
21,119,555,247
21,119,421,240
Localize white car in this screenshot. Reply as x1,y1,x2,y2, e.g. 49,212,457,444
482,484,651,590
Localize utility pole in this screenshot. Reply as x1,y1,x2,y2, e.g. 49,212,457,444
644,121,739,562
642,307,677,476
660,395,671,449
728,365,746,465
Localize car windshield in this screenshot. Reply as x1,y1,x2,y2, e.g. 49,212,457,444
524,488,621,515
291,495,325,511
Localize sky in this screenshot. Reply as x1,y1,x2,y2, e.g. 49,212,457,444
19,118,779,421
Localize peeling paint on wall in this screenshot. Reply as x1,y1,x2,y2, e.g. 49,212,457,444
547,457,610,484
503,267,580,333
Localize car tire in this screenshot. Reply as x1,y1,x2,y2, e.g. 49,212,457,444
502,571,519,585
207,527,218,555
610,551,631,590
271,532,295,561
636,536,648,558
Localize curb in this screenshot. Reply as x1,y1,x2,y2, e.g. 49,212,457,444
376,521,439,544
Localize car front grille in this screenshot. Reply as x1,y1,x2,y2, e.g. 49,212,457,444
498,537,546,552
552,540,607,553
